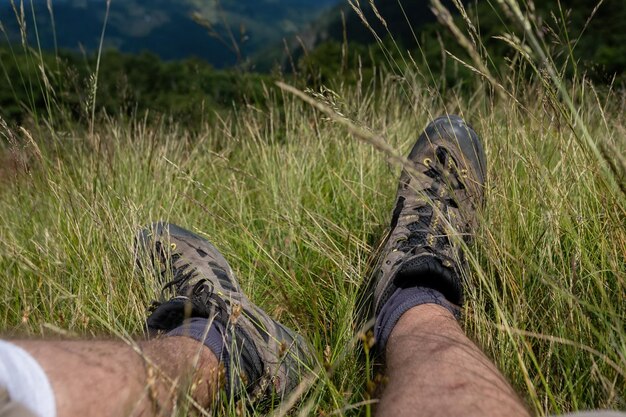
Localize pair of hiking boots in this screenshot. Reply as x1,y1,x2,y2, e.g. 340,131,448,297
135,115,486,404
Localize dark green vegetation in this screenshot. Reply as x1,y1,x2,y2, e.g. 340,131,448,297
302,0,626,87
0,47,271,125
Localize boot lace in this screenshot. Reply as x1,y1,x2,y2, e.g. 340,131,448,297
148,242,228,315
395,146,466,254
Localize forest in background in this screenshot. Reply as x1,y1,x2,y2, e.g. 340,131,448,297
0,0,625,125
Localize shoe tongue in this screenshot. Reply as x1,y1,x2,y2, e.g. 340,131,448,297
146,296,216,333
395,255,463,306
146,298,189,332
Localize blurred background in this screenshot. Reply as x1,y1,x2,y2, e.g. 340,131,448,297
1,0,624,125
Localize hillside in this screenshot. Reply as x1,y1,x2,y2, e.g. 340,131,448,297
0,63,624,417
0,0,339,68
299,0,463,50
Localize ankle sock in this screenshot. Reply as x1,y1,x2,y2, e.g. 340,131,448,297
374,286,460,352
166,318,232,390
165,316,265,398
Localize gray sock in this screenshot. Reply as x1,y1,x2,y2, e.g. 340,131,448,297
166,318,231,391
374,286,460,352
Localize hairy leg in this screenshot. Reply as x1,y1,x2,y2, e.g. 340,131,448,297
377,304,531,417
14,337,219,417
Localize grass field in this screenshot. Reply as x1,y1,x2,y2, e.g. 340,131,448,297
0,1,625,416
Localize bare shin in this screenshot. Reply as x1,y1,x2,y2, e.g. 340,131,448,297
14,337,220,417
377,304,531,417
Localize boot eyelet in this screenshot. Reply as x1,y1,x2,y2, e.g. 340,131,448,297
394,237,407,245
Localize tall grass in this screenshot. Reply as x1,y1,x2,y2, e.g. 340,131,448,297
0,0,624,416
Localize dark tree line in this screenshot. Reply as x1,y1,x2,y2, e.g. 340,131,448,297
0,48,271,125
300,0,626,87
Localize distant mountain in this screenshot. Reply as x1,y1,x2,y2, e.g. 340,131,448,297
263,0,465,72
0,0,340,68
296,0,464,51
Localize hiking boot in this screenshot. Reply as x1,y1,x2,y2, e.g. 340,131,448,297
135,222,313,402
371,115,487,318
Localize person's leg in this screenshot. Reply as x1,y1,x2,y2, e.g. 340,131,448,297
12,337,219,417
377,304,530,417
1,222,313,417
364,115,531,416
